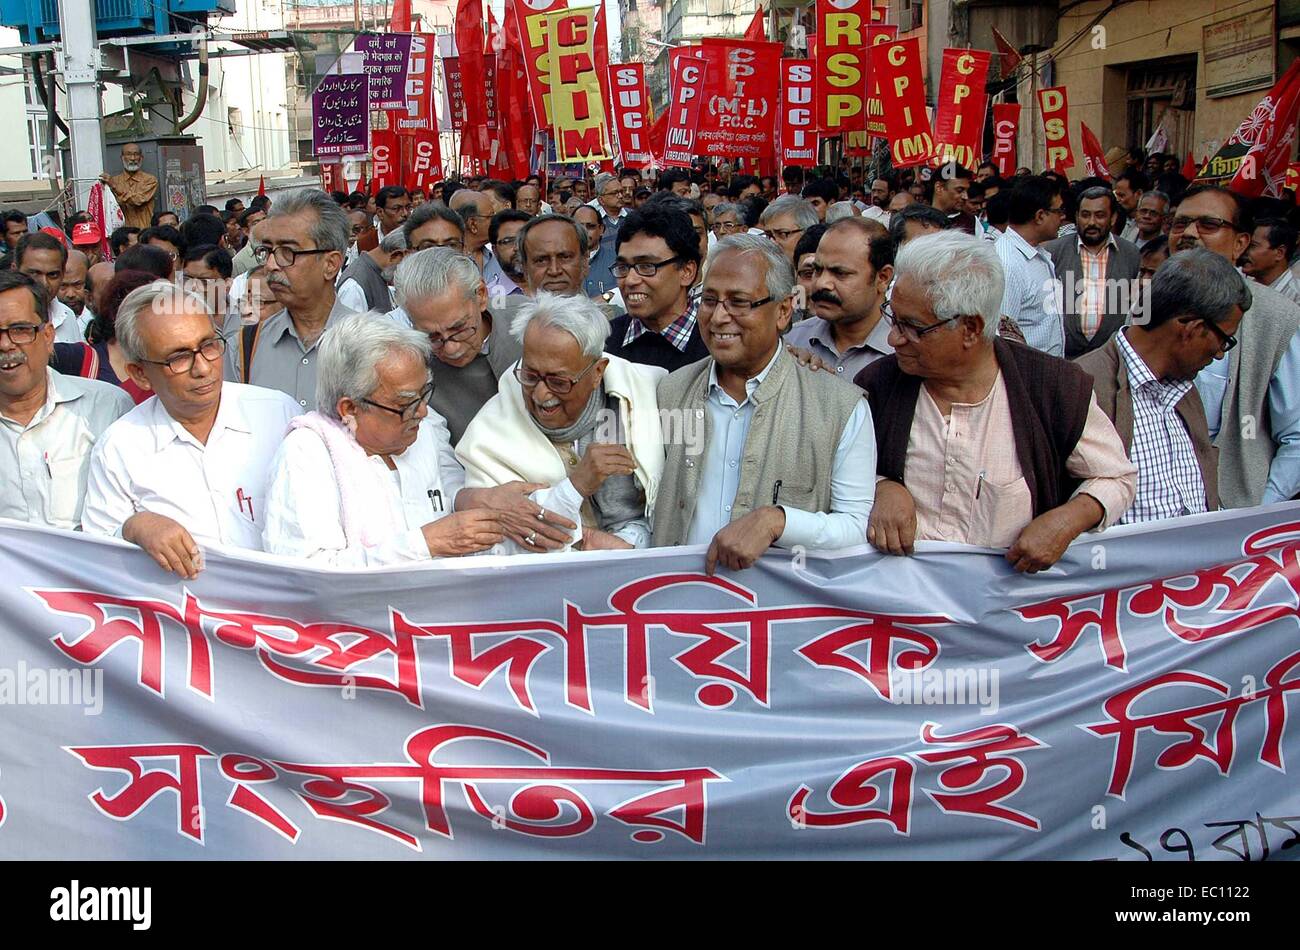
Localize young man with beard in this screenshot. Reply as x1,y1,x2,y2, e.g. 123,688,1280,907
1042,186,1141,358
784,217,895,381
486,210,531,302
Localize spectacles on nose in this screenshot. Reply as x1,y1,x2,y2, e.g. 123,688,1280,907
1199,318,1238,353
698,294,774,316
136,335,228,374
362,381,435,421
881,300,963,342
0,322,45,345
612,256,682,278
1170,215,1234,235
414,239,465,252
253,245,332,267
427,320,479,350
514,358,599,395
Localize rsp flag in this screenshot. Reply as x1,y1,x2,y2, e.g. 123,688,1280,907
2,507,1299,859
780,59,817,167
871,37,933,167
1038,85,1075,172
992,102,1020,177
696,39,782,160
546,8,612,163
664,55,707,169
816,0,873,134
609,63,653,169
931,48,991,169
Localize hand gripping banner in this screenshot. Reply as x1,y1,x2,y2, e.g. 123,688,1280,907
1,508,1299,859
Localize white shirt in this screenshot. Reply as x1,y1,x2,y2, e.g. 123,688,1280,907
81,381,300,550
51,298,83,344
262,413,467,567
863,205,891,226
335,277,369,314
0,368,133,529
76,306,96,336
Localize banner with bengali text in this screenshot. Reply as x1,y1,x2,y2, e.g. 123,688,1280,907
2,508,1299,859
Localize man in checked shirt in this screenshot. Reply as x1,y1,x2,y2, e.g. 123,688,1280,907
1075,248,1249,523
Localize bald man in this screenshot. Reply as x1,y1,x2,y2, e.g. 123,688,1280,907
450,189,497,273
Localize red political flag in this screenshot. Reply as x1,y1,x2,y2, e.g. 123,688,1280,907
257,175,266,197
497,10,534,180
1079,122,1111,180
1286,162,1300,200
744,6,767,42
1182,151,1197,181
991,103,1020,177
871,37,933,167
455,0,490,165
991,27,1021,76
390,0,411,32
931,48,991,169
1037,86,1074,172
1226,58,1300,197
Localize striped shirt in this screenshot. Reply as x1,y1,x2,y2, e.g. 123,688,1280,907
995,227,1064,357
1115,329,1207,524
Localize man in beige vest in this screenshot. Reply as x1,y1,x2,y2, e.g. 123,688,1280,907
653,234,875,573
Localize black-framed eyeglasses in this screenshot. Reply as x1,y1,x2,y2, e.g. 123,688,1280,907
253,245,333,267
362,381,435,421
699,294,775,316
765,227,805,242
1199,318,1238,353
136,335,228,374
427,319,480,351
514,357,599,395
881,300,963,342
1170,215,1236,235
0,322,46,345
414,239,465,252
612,256,682,278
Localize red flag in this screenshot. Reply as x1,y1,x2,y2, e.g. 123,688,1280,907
931,48,992,169
257,175,266,197
455,0,489,165
1182,151,1197,181
390,0,411,32
990,27,1021,76
497,8,534,180
1225,58,1300,197
744,6,767,42
1037,86,1074,172
1079,122,1111,180
1286,162,1300,200
871,37,933,167
991,103,1020,177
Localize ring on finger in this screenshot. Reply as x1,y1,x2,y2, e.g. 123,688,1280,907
526,531,537,545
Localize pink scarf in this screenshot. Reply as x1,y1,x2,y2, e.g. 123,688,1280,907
288,411,400,548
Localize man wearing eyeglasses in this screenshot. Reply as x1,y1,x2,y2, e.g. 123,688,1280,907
757,195,818,265
604,204,709,373
485,210,531,301
82,281,300,577
994,178,1067,356
653,234,876,573
220,189,358,409
0,272,132,530
1174,185,1300,508
458,293,665,552
263,313,534,564
403,203,466,255
449,189,498,274
587,172,627,246
1075,249,1246,524
856,232,1135,573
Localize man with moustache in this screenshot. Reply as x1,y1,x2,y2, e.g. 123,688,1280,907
784,218,895,381
1173,185,1300,507
221,189,356,409
1043,186,1141,358
99,143,157,230
486,210,531,302
58,249,93,336
1076,249,1249,522
82,281,300,577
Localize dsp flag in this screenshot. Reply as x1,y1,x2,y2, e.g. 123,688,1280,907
931,48,991,169
695,39,782,159
864,24,897,138
992,102,1020,177
816,0,872,134
3,507,1300,859
546,7,612,163
609,63,653,168
780,58,817,167
664,55,708,168
1038,85,1075,172
871,37,933,167
1198,58,1300,197
511,0,567,129
1080,121,1112,180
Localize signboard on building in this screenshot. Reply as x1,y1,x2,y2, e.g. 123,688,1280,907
1203,8,1276,99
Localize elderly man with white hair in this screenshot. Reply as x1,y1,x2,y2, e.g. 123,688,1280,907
457,292,666,550
82,281,300,577
262,313,533,565
854,231,1136,573
758,194,819,264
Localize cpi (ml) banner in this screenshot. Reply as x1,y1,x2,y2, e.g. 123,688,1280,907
2,508,1299,859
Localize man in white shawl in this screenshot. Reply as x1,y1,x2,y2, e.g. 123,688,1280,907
457,292,666,550
263,312,572,565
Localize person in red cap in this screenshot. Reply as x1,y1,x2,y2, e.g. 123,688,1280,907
70,221,104,265
38,226,67,247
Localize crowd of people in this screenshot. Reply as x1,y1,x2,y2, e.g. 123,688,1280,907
0,142,1293,579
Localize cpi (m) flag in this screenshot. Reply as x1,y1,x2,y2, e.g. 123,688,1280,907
864,23,897,138
931,48,991,169
1038,85,1075,173
871,37,933,167
992,103,1020,177
1080,121,1112,180
780,59,817,167
1198,58,1300,197
511,0,567,130
546,7,613,163
664,55,708,168
695,39,782,159
3,506,1300,859
609,63,653,169
816,0,872,134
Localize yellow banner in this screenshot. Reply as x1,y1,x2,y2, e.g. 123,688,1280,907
546,8,612,163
